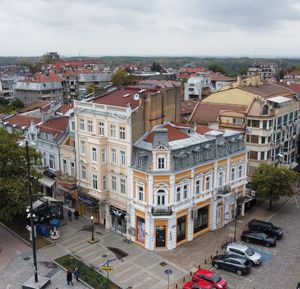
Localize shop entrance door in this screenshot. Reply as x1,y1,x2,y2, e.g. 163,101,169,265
156,226,166,248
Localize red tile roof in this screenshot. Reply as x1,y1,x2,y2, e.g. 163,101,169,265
145,124,189,143
196,125,213,134
5,115,41,128
180,100,198,115
58,103,74,114
21,73,63,83
190,102,248,124
180,67,206,73
39,117,69,139
277,81,300,94
208,73,234,82
93,87,142,108
20,100,51,113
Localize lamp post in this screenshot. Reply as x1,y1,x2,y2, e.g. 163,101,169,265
90,216,94,242
164,269,173,289
26,140,38,283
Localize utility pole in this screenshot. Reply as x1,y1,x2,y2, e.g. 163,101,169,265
26,140,38,282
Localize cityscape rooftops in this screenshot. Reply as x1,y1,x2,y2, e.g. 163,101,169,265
1,114,42,129
38,117,69,140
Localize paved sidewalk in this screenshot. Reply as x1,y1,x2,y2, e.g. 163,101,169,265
40,217,187,289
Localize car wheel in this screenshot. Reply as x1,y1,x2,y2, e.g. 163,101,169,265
214,263,219,269
236,269,242,276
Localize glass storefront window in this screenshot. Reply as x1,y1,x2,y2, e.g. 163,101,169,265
177,216,186,242
137,217,145,244
193,206,209,234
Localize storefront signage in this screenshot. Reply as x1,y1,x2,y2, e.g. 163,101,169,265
110,206,126,218
78,193,97,207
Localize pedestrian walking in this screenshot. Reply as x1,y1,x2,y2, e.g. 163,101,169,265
68,209,72,221
67,269,73,286
74,209,79,220
74,267,80,281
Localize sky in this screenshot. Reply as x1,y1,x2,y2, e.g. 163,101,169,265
0,0,300,57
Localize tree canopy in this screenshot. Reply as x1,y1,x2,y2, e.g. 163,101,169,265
0,129,41,221
151,61,164,72
111,69,137,87
251,162,298,210
208,62,227,74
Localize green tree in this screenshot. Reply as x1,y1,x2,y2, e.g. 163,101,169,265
111,69,137,87
151,61,163,72
10,98,24,109
251,162,297,210
208,62,227,74
86,83,99,95
0,129,41,221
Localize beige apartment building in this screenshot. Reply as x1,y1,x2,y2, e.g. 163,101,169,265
74,83,181,236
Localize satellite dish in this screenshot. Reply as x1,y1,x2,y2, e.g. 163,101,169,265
133,93,140,100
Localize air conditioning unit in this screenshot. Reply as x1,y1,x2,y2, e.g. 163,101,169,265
246,127,252,133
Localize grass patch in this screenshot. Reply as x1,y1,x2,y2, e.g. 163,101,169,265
55,254,120,289
1,217,52,249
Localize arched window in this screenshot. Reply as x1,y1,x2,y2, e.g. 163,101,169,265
156,189,167,207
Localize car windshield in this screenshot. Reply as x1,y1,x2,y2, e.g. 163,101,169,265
258,233,268,239
211,273,221,282
245,248,254,256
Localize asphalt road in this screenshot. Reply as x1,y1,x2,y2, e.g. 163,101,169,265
211,194,300,289
0,225,31,272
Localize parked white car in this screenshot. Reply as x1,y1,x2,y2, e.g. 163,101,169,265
225,243,261,265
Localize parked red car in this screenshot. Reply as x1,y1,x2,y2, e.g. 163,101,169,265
192,269,227,289
183,280,216,289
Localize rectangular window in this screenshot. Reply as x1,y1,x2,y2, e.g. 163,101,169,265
92,174,98,190
119,126,126,140
99,122,105,136
81,165,86,180
138,157,145,167
193,206,209,234
183,184,188,199
110,124,116,137
62,159,67,174
120,178,126,194
205,176,211,191
238,165,243,178
102,175,106,191
120,151,126,166
249,151,258,160
101,148,106,163
87,120,93,132
70,161,75,177
79,119,85,130
262,120,267,129
111,148,116,163
71,121,75,131
176,187,181,202
231,167,235,181
80,141,86,154
260,151,265,160
49,154,56,170
111,175,117,191
261,136,266,144
157,157,165,170
177,216,186,242
92,147,97,162
195,179,201,195
138,185,144,201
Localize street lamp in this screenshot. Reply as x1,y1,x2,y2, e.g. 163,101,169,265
26,140,39,283
164,269,173,289
90,216,94,242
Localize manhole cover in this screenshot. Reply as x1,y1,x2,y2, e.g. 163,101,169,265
107,247,128,259
159,261,168,267
23,257,30,261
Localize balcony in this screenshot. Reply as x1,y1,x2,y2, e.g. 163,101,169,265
152,206,173,216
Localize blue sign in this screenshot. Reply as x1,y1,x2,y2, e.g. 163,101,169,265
78,193,98,207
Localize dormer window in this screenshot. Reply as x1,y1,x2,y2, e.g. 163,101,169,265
262,104,269,115
157,156,166,170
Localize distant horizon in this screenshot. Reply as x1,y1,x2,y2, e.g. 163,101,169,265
2,54,300,59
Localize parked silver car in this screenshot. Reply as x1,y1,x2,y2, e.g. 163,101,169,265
225,242,261,265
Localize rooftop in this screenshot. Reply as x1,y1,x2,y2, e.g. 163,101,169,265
39,117,69,139
3,114,42,128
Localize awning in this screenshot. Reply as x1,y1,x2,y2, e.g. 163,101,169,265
110,206,126,218
39,176,56,188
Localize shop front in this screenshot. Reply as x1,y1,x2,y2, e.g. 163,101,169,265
136,215,146,245
176,214,187,244
78,192,100,224
193,204,209,235
154,220,168,248
110,206,127,235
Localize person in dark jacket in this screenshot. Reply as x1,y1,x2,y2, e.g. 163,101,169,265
67,210,72,221
67,269,73,285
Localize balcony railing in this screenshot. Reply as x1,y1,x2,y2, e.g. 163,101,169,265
152,206,173,216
